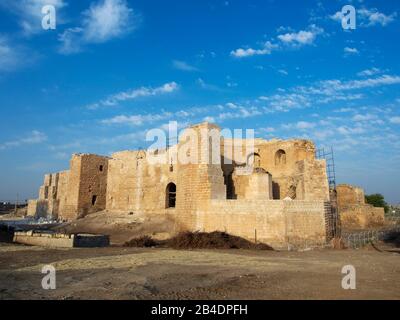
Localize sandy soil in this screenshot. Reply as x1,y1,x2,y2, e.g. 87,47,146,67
0,243,399,300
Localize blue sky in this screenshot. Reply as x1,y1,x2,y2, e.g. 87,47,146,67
0,0,399,204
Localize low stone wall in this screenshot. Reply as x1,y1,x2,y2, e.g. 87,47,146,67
176,200,329,249
340,205,385,229
13,231,109,248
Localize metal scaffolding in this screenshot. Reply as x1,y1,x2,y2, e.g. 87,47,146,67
316,146,341,238
316,146,337,190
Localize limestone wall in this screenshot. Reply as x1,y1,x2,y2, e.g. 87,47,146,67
176,123,227,216
28,154,109,221
340,205,385,229
27,122,333,250
221,138,329,201
174,200,329,249
232,169,273,200
336,184,385,229
106,150,177,214
13,231,110,248
336,184,365,209
76,154,109,218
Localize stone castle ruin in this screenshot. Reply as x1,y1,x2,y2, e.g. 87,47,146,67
27,122,382,248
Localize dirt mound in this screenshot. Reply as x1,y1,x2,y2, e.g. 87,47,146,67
125,231,273,250
124,236,158,248
167,231,273,250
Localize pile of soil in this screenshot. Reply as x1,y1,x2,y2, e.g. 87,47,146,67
124,231,273,250
124,235,158,248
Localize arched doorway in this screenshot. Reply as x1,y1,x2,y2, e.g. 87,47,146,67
166,183,176,208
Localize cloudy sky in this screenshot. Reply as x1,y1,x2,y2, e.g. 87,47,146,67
0,0,399,203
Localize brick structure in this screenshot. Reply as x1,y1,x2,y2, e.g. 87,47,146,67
28,122,339,248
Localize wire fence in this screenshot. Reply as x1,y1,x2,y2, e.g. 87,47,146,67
342,225,400,249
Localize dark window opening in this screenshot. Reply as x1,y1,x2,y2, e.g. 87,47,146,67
225,172,237,199
275,149,287,166
99,165,104,172
272,182,280,200
166,183,176,208
91,195,98,206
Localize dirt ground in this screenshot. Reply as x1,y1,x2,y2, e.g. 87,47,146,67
53,211,176,245
0,242,399,300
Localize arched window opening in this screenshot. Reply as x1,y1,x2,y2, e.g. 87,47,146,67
166,183,176,208
275,149,286,166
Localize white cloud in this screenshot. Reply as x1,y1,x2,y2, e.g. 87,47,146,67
0,36,33,72
0,0,67,35
357,68,382,77
0,37,19,71
0,130,47,150
203,116,215,123
282,121,316,130
58,0,137,54
331,7,397,28
358,8,397,27
230,41,276,58
83,0,134,43
57,27,84,55
87,82,179,109
330,11,342,22
323,75,400,91
334,107,356,113
277,25,323,46
352,114,377,122
257,74,400,114
344,47,359,55
172,60,199,72
196,78,225,92
230,25,323,58
101,112,172,126
218,107,262,120
389,117,400,124
337,126,365,135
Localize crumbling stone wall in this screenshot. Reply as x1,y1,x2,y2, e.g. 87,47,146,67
232,168,273,200
174,199,329,249
337,184,365,208
106,150,177,214
27,171,68,219
28,154,109,221
221,138,329,201
28,122,334,247
336,184,385,229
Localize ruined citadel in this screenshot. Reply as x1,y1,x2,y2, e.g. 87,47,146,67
27,122,385,249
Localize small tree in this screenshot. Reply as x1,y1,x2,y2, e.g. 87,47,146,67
365,194,389,213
